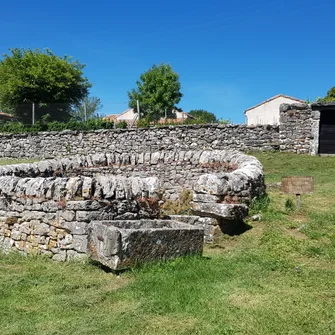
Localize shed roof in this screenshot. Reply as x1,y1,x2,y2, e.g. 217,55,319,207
244,94,304,113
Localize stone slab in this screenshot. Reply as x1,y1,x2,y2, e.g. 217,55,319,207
88,220,203,270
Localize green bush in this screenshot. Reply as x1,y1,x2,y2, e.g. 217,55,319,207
0,118,114,133
250,194,271,213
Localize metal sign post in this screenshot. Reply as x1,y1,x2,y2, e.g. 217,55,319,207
281,176,314,210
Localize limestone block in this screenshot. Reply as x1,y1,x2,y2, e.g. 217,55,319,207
72,235,88,253
58,210,76,222
190,202,248,220
88,220,203,270
52,251,67,262
192,193,220,203
193,174,229,195
62,221,88,235
32,222,50,235
66,200,103,211
67,250,87,261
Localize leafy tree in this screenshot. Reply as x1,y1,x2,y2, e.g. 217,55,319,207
128,63,183,121
189,109,218,123
71,96,103,121
0,48,91,122
324,86,335,102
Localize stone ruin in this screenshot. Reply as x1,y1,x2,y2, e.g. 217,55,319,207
0,149,265,270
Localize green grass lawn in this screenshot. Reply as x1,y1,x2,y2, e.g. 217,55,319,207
1,153,335,335
0,159,38,166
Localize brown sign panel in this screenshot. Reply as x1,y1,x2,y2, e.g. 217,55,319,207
281,176,314,194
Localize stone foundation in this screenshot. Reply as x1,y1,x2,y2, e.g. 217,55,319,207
88,220,204,270
0,149,265,266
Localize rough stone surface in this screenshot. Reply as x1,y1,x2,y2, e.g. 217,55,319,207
0,124,279,160
166,215,218,242
88,220,204,270
0,175,161,259
193,174,229,195
0,146,266,262
279,103,316,154
190,202,248,220
0,149,265,203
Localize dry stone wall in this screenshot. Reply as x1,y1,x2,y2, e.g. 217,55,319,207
0,175,161,261
0,148,266,260
279,103,316,154
1,102,333,158
0,124,279,159
0,149,264,203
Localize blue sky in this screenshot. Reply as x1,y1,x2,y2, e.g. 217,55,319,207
1,0,334,123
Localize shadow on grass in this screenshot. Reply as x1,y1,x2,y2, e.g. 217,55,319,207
219,220,253,236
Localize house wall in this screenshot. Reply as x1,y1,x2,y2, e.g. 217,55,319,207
116,109,138,121
246,97,303,126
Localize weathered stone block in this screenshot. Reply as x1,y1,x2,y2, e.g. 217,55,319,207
58,210,76,222
62,221,88,235
32,222,50,235
88,220,203,270
72,235,88,253
193,174,229,195
167,215,218,243
66,200,103,211
67,250,87,261
192,193,220,203
190,202,248,220
52,251,67,262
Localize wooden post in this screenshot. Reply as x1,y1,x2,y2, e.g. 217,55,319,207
137,100,140,119
296,194,301,210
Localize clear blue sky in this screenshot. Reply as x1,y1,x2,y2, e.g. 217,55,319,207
1,0,334,123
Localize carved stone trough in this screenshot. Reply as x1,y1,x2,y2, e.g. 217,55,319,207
88,220,204,270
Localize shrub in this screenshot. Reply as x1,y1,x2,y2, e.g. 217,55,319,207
0,118,114,133
250,194,271,213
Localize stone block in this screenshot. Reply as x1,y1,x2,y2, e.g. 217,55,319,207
32,222,50,236
67,250,87,261
76,211,112,222
41,201,59,213
62,221,88,235
58,210,76,222
88,220,203,270
52,251,67,262
19,222,31,234
190,202,248,220
192,193,220,203
72,235,88,253
166,215,218,243
66,200,103,211
193,174,229,195
11,230,21,241
59,234,73,249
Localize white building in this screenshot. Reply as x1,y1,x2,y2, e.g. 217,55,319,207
103,108,192,126
245,94,304,126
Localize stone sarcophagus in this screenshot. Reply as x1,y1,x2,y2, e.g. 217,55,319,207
88,220,204,270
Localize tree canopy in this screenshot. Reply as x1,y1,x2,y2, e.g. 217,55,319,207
189,109,218,123
71,96,103,122
324,86,335,102
128,63,183,121
0,48,91,122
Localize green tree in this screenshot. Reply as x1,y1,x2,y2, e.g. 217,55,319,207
324,86,335,102
128,63,183,121
71,96,103,121
189,109,218,123
0,48,91,122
